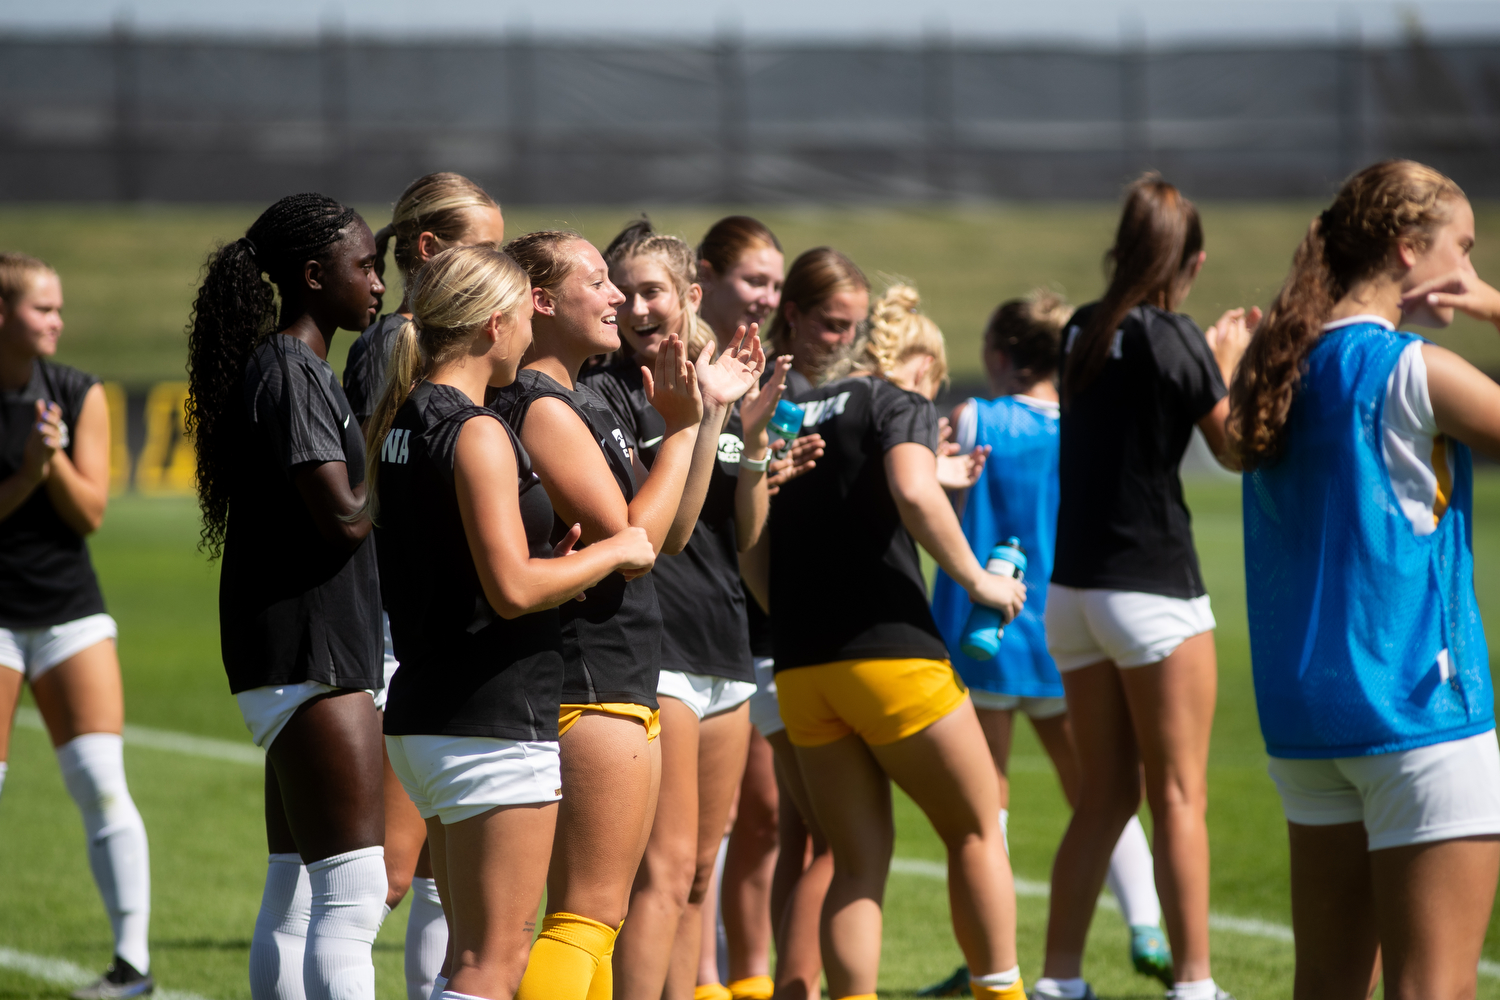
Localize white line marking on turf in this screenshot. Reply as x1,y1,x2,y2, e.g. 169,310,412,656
15,708,264,766
889,857,1500,975
0,946,215,1000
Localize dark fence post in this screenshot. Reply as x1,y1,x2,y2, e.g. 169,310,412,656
111,15,141,202
506,26,536,203
320,18,349,199
922,30,956,200
1337,10,1365,180
1120,16,1149,177
716,30,747,204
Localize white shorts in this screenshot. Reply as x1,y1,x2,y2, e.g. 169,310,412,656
657,669,757,721
236,681,374,750
968,688,1068,720
385,734,562,824
748,657,784,737
1045,585,1215,672
0,613,117,682
371,612,398,712
1268,730,1500,851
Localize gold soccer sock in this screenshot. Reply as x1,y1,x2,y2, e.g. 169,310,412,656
969,965,1026,1000
514,913,616,1000
695,984,734,1000
728,975,774,1000
582,921,621,1000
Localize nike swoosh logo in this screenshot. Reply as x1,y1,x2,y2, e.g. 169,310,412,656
641,435,663,447
343,414,351,428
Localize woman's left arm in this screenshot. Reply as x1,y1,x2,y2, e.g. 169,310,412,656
1424,344,1500,460
733,355,791,552
1197,306,1261,471
45,383,110,535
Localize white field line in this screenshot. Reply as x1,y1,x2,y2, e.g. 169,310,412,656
888,857,1500,978
15,708,264,766
0,946,214,1000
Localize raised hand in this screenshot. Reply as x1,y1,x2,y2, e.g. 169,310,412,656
643,333,704,431
23,399,64,483
766,433,825,496
696,323,765,411
1204,305,1261,384
937,444,989,491
1401,269,1500,328
741,354,794,443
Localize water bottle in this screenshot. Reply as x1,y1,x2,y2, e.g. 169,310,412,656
959,537,1027,661
767,398,805,444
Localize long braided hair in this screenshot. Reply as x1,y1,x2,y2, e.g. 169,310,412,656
185,193,361,557
1228,160,1463,469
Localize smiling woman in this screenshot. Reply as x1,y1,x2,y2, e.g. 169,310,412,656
183,192,390,1000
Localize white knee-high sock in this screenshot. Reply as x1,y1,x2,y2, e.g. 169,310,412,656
0,761,9,800
304,846,387,1000
998,808,1009,856
251,854,311,1000
56,734,151,974
1105,814,1161,928
404,877,447,1000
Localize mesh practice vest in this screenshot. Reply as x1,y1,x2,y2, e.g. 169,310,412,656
1245,322,1492,759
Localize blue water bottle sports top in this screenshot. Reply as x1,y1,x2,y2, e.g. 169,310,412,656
960,538,1027,660
767,399,805,444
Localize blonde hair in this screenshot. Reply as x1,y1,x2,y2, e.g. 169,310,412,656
849,283,948,389
764,247,869,357
376,172,501,286
361,245,531,522
0,252,56,305
604,217,712,356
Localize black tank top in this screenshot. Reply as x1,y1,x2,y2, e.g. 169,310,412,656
490,369,663,709
0,360,106,629
377,381,563,740
582,360,753,682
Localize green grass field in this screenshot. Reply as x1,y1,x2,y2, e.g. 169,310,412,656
7,202,1500,386
4,476,1500,1000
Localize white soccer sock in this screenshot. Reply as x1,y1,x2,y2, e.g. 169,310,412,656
304,846,387,1000
404,877,448,1000
0,760,8,799
56,733,151,974
972,965,1020,988
998,807,1009,856
251,854,311,1000
1033,977,1088,999
1106,815,1161,928
1170,978,1219,1000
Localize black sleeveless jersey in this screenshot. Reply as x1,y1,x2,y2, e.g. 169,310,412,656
489,369,662,709
377,381,562,740
582,360,753,683
219,335,383,694
343,313,407,427
0,360,106,628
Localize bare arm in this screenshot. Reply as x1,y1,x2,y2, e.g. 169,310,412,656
1197,396,1241,471
1198,306,1260,471
294,462,372,552
0,399,61,524
454,417,655,618
44,384,110,535
732,354,790,552
739,525,770,615
884,441,1025,616
1424,344,1500,460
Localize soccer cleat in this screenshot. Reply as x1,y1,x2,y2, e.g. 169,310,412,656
70,958,155,1000
1164,989,1234,1000
1129,923,1173,985
917,964,970,997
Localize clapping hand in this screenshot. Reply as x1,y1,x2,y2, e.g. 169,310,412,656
937,445,989,491
696,323,766,412
643,334,703,430
1204,306,1262,384
22,399,64,483
766,433,824,495
741,354,794,445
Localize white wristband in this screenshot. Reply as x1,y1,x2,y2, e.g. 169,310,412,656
741,453,770,472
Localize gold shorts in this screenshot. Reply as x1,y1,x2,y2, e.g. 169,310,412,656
775,657,968,748
558,703,662,742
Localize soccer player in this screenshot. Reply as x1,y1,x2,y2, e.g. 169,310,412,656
0,253,153,999
365,244,655,1000
1232,159,1500,1000
185,194,388,1000
489,230,761,1000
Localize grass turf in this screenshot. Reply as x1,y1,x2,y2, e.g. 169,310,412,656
3,478,1500,999
7,202,1500,387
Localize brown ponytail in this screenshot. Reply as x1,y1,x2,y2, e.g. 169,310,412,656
1063,173,1202,406
1229,160,1464,470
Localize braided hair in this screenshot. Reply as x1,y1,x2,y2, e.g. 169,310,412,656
185,192,362,558
1228,160,1463,469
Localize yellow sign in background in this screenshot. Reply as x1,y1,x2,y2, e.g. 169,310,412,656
107,380,197,496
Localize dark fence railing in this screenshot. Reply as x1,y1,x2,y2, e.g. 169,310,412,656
1,30,1498,203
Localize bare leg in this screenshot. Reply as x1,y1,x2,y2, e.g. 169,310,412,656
266,692,385,862
31,640,125,745
423,818,454,979
0,666,24,763
974,707,1015,808
1028,714,1082,809
442,802,558,1000
1372,835,1500,1000
1041,662,1141,981
1117,632,1217,984
381,737,429,908
723,728,779,984
767,732,828,1000
1286,821,1378,1000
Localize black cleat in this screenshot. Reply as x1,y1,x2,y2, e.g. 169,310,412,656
70,957,155,1000
917,964,971,997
